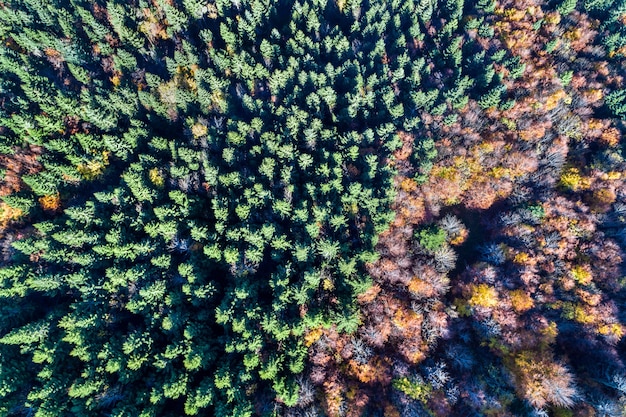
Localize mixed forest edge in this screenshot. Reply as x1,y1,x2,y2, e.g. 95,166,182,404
0,0,625,416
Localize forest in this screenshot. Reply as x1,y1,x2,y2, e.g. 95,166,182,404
0,0,625,416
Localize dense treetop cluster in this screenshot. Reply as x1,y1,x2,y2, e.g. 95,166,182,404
0,0,625,416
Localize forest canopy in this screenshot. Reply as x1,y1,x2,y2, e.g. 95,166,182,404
0,0,625,416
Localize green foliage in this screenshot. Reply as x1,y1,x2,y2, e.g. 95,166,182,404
0,0,533,414
526,204,546,221
557,0,578,15
392,376,432,402
560,70,574,87
545,39,559,53
417,225,447,252
606,89,626,118
478,85,505,109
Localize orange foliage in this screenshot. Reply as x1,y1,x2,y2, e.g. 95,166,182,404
347,357,391,384
407,277,436,298
384,405,401,417
575,289,601,307
392,308,422,332
322,375,345,417
39,193,61,212
509,290,534,313
599,127,620,147
357,284,381,304
398,177,418,193
309,2,626,414
397,338,428,364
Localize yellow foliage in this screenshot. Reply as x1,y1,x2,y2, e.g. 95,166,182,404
609,46,626,58
433,166,458,180
519,127,545,141
510,290,534,312
468,284,499,308
588,119,605,130
584,89,603,103
605,171,622,180
600,128,621,147
392,377,432,402
175,66,198,91
110,73,121,87
0,202,24,227
561,302,594,324
77,151,109,181
540,321,558,344
350,358,389,384
558,167,590,191
563,28,581,42
77,161,104,180
501,117,517,131
544,11,561,25
191,123,208,139
449,235,465,246
490,166,509,179
592,188,616,207
513,252,530,265
545,90,568,111
205,3,218,18
345,386,358,401
304,327,323,347
598,323,624,339
441,197,459,206
210,90,226,110
504,8,527,21
510,350,578,409
477,141,495,153
570,265,592,285
149,168,165,187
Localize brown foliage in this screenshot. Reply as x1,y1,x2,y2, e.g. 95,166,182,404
0,145,42,197
509,351,578,409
